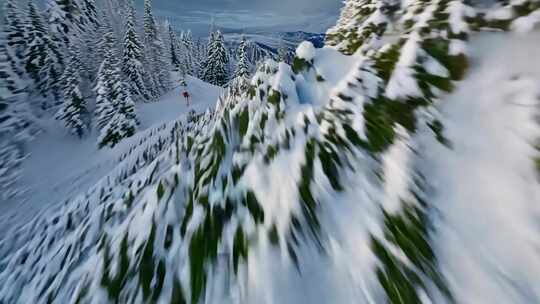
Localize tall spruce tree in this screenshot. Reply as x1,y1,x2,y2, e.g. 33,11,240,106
234,36,250,79
143,0,171,97
168,23,181,71
4,0,28,67
180,30,195,76
78,0,101,80
79,0,99,28
57,48,87,137
202,30,229,86
48,0,84,48
24,3,48,87
123,1,151,102
95,29,137,148
37,39,64,104
0,33,34,200
94,30,117,131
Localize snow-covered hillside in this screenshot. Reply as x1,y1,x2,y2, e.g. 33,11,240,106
1,0,540,303
0,76,221,238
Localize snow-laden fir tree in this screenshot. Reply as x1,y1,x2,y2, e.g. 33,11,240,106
193,37,207,78
38,40,64,104
123,1,151,102
23,2,47,88
24,2,64,104
77,0,101,80
143,0,171,97
97,74,137,148
47,0,84,48
0,33,35,200
94,30,118,131
0,34,33,139
180,30,195,76
56,48,87,137
168,22,182,71
228,35,251,95
202,30,229,86
234,36,250,79
95,29,138,148
79,0,99,28
3,0,28,69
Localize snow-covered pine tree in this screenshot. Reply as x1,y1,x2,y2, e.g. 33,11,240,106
168,22,182,71
23,2,47,89
24,2,64,104
97,64,138,148
47,0,84,48
228,35,251,95
79,0,99,28
97,77,137,148
96,27,138,148
77,0,101,80
94,30,117,131
194,37,207,78
180,30,195,76
325,0,396,54
38,40,64,105
0,33,35,200
154,28,172,92
3,0,28,69
234,36,250,79
123,1,151,102
56,48,87,137
143,0,171,97
0,34,33,139
202,30,229,86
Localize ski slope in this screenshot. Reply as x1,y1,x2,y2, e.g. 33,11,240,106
0,76,222,238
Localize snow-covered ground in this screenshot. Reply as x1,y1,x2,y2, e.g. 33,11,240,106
419,32,540,302
0,76,222,238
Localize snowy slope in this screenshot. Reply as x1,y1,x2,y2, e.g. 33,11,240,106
423,32,540,303
0,76,221,238
1,0,540,303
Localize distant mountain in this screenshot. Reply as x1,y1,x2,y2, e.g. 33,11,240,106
222,30,326,64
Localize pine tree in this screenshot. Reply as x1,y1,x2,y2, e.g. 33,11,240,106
38,38,64,104
25,2,64,103
3,0,28,65
229,36,251,96
202,30,229,86
181,30,195,76
78,0,101,80
94,31,117,131
95,29,138,148
123,1,151,102
48,0,84,47
98,72,137,148
0,33,33,138
57,49,87,137
234,36,250,79
168,23,181,71
24,3,47,84
0,33,35,201
143,0,171,96
79,0,99,28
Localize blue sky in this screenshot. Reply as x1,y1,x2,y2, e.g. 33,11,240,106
146,0,342,35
